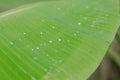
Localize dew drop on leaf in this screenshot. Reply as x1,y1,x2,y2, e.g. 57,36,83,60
58,38,62,42
84,17,88,20
78,22,81,25
40,32,43,35
10,42,14,45
36,47,39,50
49,40,53,43
33,57,38,60
44,68,48,72
23,32,26,35
57,7,61,10
46,54,49,57
52,26,55,29
32,49,34,51
67,40,70,43
74,33,77,36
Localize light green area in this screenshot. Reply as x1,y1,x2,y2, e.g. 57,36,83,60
0,0,42,6
0,0,50,12
0,0,120,80
0,0,56,6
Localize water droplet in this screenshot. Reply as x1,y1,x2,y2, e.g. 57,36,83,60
33,57,38,60
32,49,34,51
58,38,62,42
74,33,77,36
10,42,14,45
49,40,53,43
46,54,49,57
57,7,61,10
52,26,55,29
36,47,39,50
84,17,88,20
67,40,70,42
40,32,43,35
78,22,81,25
23,32,26,35
86,6,89,8
44,68,48,72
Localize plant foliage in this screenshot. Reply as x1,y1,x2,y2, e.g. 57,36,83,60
0,0,120,80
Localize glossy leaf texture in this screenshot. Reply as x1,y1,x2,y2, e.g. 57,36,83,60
0,0,119,80
0,0,50,12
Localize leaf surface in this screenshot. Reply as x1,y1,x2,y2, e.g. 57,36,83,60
0,0,48,12
0,0,119,80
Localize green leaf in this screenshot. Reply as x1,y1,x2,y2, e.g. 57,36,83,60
0,0,119,80
0,0,48,12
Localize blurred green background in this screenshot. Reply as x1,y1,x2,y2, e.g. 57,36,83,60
88,30,120,80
